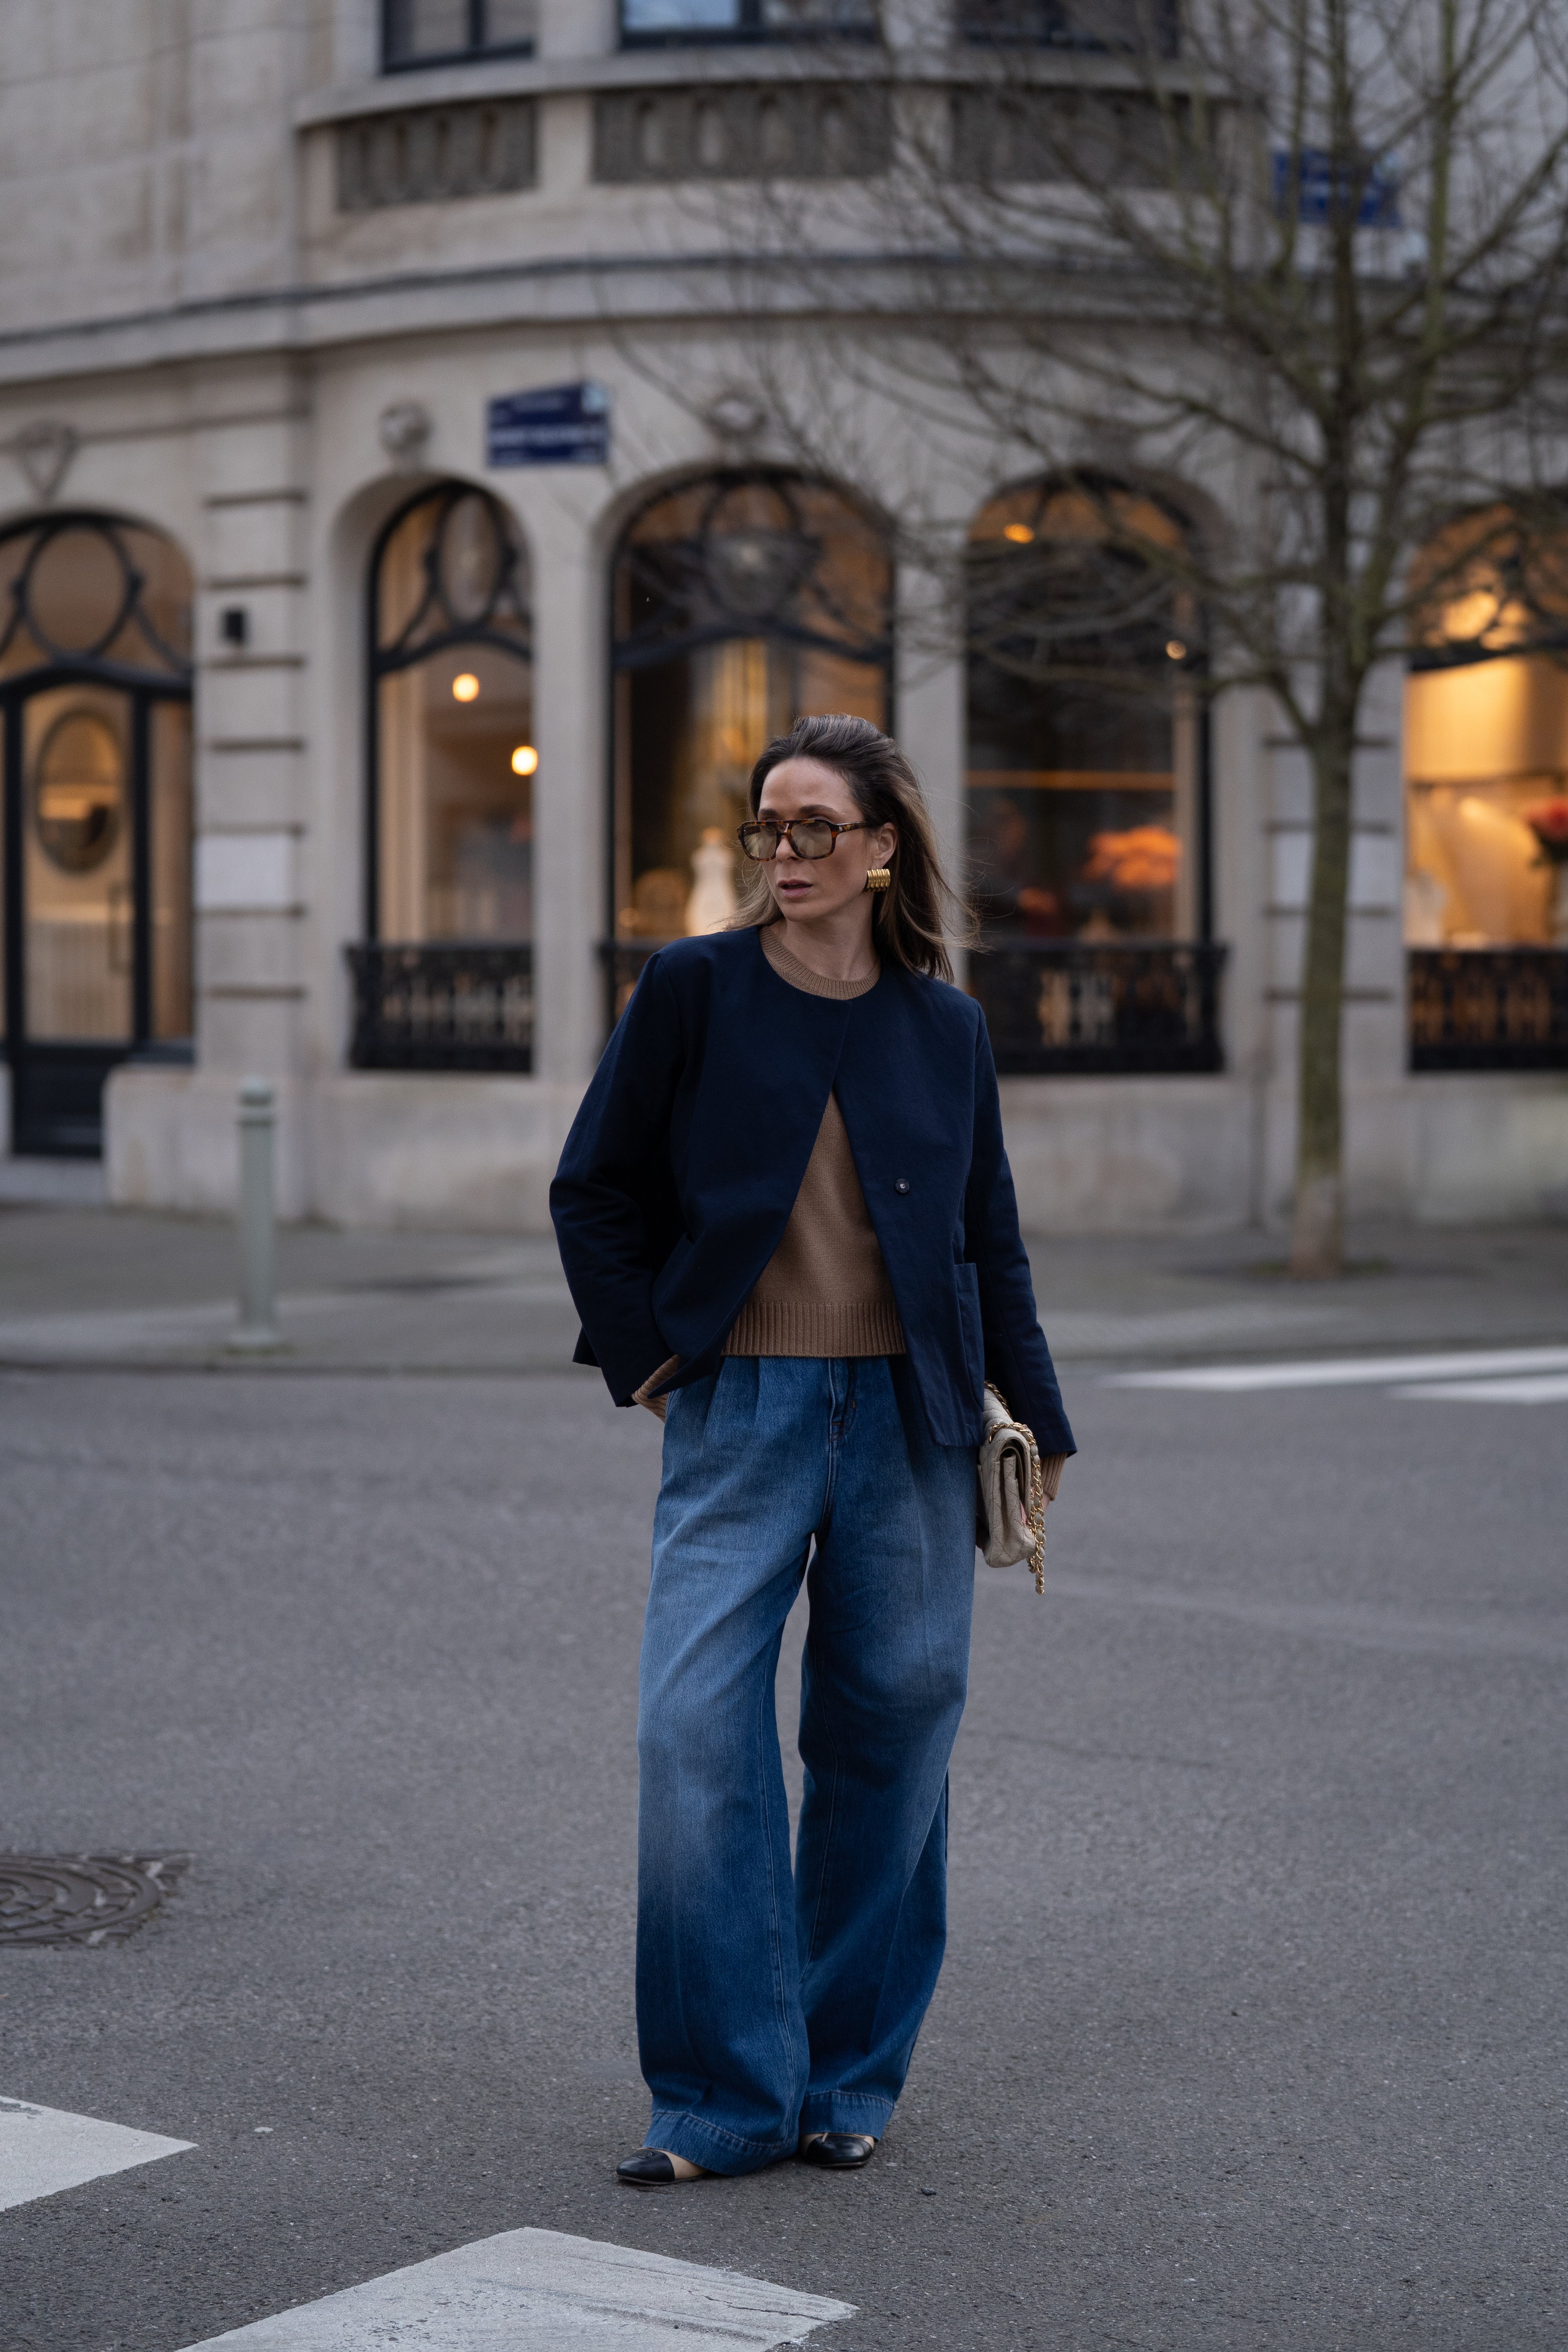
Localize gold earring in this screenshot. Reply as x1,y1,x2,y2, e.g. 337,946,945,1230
864,865,892,893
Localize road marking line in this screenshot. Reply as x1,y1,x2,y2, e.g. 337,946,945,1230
174,2226,854,2349
1104,1344,1568,1392
0,2095,193,2212
1392,1372,1568,1403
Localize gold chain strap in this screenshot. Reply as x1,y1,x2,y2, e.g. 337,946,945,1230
985,1384,1049,1597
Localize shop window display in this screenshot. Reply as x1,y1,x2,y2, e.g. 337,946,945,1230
966,478,1200,944
369,482,534,943
610,471,890,955
1405,509,1568,949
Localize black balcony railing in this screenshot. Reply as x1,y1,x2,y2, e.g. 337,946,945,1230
605,937,1225,1075
973,940,1227,1074
1409,947,1568,1071
347,942,534,1072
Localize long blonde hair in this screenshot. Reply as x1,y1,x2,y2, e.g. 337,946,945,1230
735,714,973,983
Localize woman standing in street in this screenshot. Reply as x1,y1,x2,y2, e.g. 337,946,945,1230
550,713,1074,2185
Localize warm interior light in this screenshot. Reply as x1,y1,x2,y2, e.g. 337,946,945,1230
1004,523,1034,544
1165,639,1187,660
511,743,539,777
452,672,481,702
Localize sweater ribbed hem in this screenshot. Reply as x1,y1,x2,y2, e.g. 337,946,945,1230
723,1297,907,1358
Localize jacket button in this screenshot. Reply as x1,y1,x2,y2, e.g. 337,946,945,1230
894,1178,911,1195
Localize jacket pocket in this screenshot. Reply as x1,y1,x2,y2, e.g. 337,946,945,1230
954,1261,985,1401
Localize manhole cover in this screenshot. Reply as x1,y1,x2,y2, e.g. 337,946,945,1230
0,1854,190,1946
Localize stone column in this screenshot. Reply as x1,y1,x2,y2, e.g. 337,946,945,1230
191,389,313,1210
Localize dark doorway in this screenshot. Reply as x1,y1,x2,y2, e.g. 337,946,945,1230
0,515,193,1156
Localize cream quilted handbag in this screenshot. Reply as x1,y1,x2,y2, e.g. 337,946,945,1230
977,1382,1049,1594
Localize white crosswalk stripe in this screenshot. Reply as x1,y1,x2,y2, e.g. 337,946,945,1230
1104,1344,1568,1395
0,2095,193,2212
174,2227,854,2349
1392,1372,1568,1403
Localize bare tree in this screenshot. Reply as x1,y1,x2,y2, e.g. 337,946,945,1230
652,0,1568,1274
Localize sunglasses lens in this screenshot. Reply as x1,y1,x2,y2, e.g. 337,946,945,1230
738,824,777,862
793,822,836,859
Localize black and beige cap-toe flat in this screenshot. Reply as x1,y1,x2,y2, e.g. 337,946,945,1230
798,2131,877,2169
616,2148,707,2186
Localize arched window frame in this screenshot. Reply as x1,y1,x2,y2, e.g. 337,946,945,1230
963,471,1222,1074
965,468,1212,946
363,478,532,943
1403,502,1568,1069
606,465,893,999
0,509,195,1149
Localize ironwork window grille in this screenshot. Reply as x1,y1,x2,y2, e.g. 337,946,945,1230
604,935,1227,1074
348,941,534,1071
967,940,1225,1074
608,468,891,1004
361,481,534,1071
620,0,878,47
1408,950,1568,1071
383,0,535,71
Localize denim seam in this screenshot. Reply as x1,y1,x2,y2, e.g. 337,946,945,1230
755,1649,799,2098
801,1626,845,1971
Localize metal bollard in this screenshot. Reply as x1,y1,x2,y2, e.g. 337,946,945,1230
229,1076,284,1353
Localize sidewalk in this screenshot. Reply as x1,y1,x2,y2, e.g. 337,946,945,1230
2,1192,1566,1373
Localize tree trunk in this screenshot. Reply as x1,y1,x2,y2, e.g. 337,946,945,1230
1289,726,1356,1278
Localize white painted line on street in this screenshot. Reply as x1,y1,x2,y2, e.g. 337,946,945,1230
1392,1372,1568,1403
175,2227,853,2349
1104,1344,1568,1393
0,2095,193,2212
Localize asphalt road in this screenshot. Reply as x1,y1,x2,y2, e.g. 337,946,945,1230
2,1350,1565,2350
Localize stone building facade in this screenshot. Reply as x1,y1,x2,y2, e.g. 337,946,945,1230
0,0,1563,1230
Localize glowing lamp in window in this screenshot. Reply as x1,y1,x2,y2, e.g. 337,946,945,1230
511,744,539,776
1082,825,1183,895
452,672,481,702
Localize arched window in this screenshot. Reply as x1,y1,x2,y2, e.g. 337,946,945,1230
367,481,533,946
0,511,193,1154
965,477,1218,1072
1404,506,1568,1069
610,469,890,987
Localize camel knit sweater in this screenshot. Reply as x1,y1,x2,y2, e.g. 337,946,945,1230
719,925,907,1360
632,923,1066,1498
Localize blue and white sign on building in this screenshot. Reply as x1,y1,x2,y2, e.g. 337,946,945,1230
486,381,612,468
1272,147,1401,229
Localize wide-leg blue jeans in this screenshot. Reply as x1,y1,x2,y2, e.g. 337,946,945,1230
636,1354,976,2176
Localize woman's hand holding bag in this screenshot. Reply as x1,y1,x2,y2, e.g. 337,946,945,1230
976,1383,1049,1595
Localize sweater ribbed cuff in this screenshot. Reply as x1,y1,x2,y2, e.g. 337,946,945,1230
632,1353,682,1421
722,1298,907,1358
1039,1454,1067,1503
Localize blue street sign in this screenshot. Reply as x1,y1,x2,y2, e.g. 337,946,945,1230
486,381,612,468
1273,148,1401,229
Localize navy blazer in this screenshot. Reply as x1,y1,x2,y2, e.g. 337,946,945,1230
549,929,1074,1457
